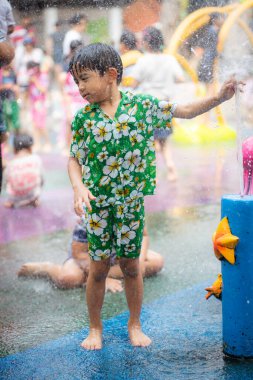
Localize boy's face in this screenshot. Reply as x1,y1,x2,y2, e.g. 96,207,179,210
72,65,113,104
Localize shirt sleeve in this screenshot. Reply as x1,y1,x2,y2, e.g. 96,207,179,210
150,97,177,130
69,111,88,165
6,2,15,27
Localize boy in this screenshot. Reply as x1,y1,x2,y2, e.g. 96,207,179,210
68,43,242,350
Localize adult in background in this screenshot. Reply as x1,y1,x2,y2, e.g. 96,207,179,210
63,13,89,58
197,13,225,95
46,20,65,83
0,0,15,37
131,27,184,181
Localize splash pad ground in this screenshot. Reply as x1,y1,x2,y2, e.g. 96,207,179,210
1,144,253,379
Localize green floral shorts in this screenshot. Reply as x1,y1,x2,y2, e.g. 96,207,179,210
84,198,145,261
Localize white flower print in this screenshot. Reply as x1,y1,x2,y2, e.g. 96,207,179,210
101,232,110,245
147,138,155,151
83,166,90,180
122,170,133,185
116,204,125,218
123,149,141,172
84,119,95,132
129,130,144,145
113,114,136,139
136,159,146,173
95,195,108,207
157,101,172,121
99,175,111,186
87,213,107,236
70,142,86,164
125,189,141,205
137,121,145,133
112,184,124,199
125,244,136,253
93,249,110,260
121,225,136,245
142,98,151,108
93,121,112,143
103,156,120,178
97,147,108,162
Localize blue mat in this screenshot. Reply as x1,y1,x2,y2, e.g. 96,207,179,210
1,283,253,380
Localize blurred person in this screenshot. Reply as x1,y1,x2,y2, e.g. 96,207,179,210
59,40,88,152
119,30,142,91
0,0,15,37
14,36,44,128
0,36,14,67
131,27,184,181
67,43,242,350
0,3,15,192
45,20,65,83
63,13,89,58
14,36,43,90
27,61,51,152
10,15,36,48
4,133,43,208
0,63,21,134
18,223,164,292
197,13,225,95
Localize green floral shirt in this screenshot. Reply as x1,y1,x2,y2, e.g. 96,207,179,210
70,91,176,207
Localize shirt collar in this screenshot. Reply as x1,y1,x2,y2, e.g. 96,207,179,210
84,91,134,112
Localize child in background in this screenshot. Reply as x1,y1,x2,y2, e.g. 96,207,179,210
0,64,21,134
59,40,88,152
27,61,51,152
4,133,43,208
68,43,243,350
18,221,163,291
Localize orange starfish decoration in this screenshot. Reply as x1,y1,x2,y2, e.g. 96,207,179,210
205,274,222,300
212,217,239,265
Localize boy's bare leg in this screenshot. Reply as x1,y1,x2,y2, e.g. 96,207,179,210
81,258,110,350
119,257,151,347
18,260,86,288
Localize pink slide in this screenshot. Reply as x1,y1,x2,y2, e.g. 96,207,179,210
242,136,253,195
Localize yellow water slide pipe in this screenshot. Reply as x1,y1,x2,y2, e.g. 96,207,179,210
168,4,237,55
217,0,253,53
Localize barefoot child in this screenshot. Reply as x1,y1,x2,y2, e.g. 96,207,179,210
18,221,163,292
68,43,242,350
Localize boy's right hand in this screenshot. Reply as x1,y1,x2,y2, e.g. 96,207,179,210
74,185,96,215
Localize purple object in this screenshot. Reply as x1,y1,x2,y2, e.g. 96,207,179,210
242,136,253,195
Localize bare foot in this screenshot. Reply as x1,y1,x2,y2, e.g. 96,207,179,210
17,262,50,277
105,278,123,293
128,325,152,347
4,201,14,208
81,328,102,350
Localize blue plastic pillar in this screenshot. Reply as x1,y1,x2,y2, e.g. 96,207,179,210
221,195,253,359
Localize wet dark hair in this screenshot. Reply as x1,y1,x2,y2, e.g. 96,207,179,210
69,13,87,25
69,43,123,85
14,134,34,152
120,30,137,50
27,60,40,70
143,27,164,52
70,39,83,53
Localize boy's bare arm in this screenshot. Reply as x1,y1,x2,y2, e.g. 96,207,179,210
68,157,96,214
174,78,244,119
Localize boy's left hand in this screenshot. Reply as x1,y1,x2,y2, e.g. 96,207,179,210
218,78,245,102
